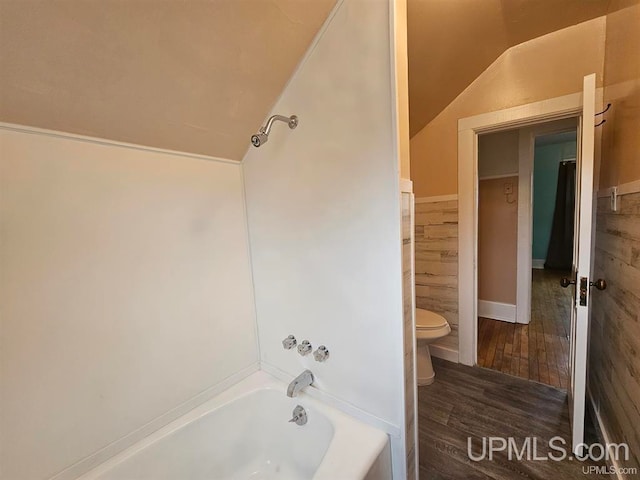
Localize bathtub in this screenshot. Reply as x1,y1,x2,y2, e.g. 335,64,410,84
77,371,391,480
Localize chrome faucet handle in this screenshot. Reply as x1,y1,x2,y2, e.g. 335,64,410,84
313,345,330,362
289,405,307,426
282,335,297,350
297,340,312,356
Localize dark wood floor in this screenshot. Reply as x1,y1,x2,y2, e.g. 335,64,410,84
418,358,607,479
477,269,571,388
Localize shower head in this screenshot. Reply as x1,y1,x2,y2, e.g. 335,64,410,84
250,114,298,148
251,132,268,147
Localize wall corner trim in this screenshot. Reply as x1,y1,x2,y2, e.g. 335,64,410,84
479,173,519,181
597,178,640,198
400,178,413,193
0,122,238,165
415,194,458,204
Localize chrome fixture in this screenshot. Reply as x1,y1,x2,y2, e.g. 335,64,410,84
289,405,307,426
313,345,330,362
297,340,312,356
250,114,298,147
287,370,314,398
282,335,297,350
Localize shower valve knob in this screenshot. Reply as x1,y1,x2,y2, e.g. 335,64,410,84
313,346,330,362
297,340,312,356
282,335,297,350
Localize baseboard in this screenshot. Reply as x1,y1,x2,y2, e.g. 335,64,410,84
429,344,459,363
587,388,626,480
532,259,545,269
478,300,516,323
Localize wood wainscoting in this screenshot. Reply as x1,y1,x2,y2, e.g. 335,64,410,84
414,197,459,359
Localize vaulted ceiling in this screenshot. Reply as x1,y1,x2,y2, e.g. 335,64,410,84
1,0,614,159
407,0,611,137
0,0,336,161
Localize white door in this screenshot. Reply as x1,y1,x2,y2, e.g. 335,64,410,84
565,73,601,456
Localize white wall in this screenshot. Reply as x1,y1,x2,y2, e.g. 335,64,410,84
242,0,406,476
0,127,258,480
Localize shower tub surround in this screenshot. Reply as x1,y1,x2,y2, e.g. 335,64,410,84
77,371,392,480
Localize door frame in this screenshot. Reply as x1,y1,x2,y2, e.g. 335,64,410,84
516,118,580,325
457,90,602,366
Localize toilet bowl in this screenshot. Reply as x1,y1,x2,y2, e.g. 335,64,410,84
416,308,451,385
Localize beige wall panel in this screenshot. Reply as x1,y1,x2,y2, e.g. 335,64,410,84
410,17,606,197
406,0,609,136
394,0,411,180
599,1,640,188
478,177,518,304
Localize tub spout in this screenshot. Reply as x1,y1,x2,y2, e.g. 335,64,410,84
287,370,314,397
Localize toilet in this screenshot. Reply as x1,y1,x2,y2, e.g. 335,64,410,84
415,308,451,385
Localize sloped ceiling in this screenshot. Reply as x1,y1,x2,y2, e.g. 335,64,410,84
407,0,611,137
1,0,616,156
0,0,336,161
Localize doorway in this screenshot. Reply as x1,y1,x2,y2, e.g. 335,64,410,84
475,123,579,388
457,76,601,456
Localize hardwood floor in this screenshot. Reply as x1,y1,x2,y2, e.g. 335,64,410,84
477,269,571,388
418,358,608,479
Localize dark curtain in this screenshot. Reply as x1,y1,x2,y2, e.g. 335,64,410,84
545,161,576,270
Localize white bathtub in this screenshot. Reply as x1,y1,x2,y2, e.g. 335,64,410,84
77,371,391,480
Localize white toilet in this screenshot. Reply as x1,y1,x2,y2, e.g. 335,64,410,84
415,308,451,385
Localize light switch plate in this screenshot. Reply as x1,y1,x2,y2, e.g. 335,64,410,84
504,182,513,195
610,186,618,212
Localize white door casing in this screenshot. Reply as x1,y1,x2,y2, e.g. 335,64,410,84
458,91,583,366
457,74,600,453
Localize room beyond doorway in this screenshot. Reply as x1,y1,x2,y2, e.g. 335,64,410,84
476,122,579,389
477,268,572,388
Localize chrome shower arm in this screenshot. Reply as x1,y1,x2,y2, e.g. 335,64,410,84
261,115,298,135
251,114,298,147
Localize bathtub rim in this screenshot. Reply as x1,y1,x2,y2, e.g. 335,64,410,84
75,370,389,480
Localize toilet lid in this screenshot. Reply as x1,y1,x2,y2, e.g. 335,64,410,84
416,309,449,330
